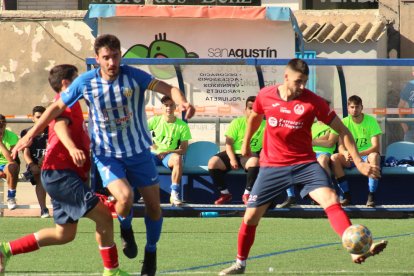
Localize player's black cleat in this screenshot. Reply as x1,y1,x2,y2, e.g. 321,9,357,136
141,250,156,276
120,227,138,259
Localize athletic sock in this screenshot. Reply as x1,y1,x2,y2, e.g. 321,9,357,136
7,189,16,198
368,178,378,193
286,186,295,197
325,203,351,237
170,183,180,194
118,209,133,230
337,176,349,195
236,221,257,261
145,215,163,253
99,244,119,270
209,169,227,191
246,167,259,192
9,234,39,255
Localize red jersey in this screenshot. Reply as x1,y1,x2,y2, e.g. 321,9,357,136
42,94,91,181
254,85,336,167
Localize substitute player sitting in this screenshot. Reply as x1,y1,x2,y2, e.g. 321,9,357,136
148,95,192,206
208,96,265,205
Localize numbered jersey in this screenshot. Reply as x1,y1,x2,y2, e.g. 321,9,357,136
225,116,265,154
148,116,192,154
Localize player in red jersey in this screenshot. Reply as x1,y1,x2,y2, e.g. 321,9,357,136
0,64,128,276
219,58,387,275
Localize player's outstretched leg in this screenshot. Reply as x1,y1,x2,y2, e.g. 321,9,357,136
351,240,388,264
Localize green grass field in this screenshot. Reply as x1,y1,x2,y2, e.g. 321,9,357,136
0,217,413,275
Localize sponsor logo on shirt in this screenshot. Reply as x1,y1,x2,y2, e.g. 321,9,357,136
280,107,291,114
272,103,280,107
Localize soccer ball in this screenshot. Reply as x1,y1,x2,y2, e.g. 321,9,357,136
342,224,373,254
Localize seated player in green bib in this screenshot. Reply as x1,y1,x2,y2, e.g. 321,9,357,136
148,96,192,206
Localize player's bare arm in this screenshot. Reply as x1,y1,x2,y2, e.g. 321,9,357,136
225,136,238,170
54,118,86,168
153,81,195,119
12,99,67,158
241,111,263,157
329,116,380,179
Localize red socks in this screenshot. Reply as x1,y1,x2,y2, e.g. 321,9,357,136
9,234,39,255
237,221,257,261
325,203,351,237
100,244,119,270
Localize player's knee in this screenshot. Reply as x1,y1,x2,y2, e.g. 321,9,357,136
208,156,219,169
6,163,19,175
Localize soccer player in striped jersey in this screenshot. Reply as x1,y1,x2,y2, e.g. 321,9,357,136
13,34,195,276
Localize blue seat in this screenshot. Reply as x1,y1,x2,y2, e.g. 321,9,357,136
183,141,219,174
385,141,414,160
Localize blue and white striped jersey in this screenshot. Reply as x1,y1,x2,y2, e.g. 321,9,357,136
61,65,158,158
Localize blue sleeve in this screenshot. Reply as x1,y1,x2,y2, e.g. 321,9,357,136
60,74,86,108
129,66,154,93
401,81,414,102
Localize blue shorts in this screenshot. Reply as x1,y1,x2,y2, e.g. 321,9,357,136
0,164,5,172
94,149,159,189
41,170,99,225
247,162,331,208
348,155,368,168
315,152,331,159
151,152,174,169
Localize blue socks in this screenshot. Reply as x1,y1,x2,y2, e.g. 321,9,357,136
368,178,378,193
145,215,163,252
118,209,133,230
286,187,295,197
7,189,16,198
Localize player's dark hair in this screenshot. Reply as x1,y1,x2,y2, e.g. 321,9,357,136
32,106,46,115
94,34,121,55
287,58,309,76
246,96,256,107
161,95,173,104
348,95,363,106
48,64,78,93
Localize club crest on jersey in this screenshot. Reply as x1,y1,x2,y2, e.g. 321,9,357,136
294,104,305,115
123,87,133,97
268,117,278,127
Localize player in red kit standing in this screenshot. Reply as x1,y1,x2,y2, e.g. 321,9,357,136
219,58,387,275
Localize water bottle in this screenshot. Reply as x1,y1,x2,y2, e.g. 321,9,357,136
199,211,219,218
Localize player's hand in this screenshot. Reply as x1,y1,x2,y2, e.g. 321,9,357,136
230,159,239,170
355,162,381,179
69,148,86,167
181,102,195,120
12,136,33,159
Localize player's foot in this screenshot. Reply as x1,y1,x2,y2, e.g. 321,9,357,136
218,263,246,275
366,192,376,208
0,242,11,273
340,192,352,206
215,193,232,205
40,208,50,218
103,268,131,276
170,193,183,207
277,196,296,208
120,227,138,259
7,198,16,210
242,194,250,205
141,249,156,276
351,240,388,264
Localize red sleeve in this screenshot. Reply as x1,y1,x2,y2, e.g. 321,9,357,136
253,89,264,114
314,94,336,125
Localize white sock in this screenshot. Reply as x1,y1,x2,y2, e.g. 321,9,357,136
236,259,246,266
243,190,250,195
